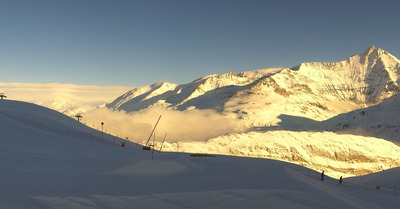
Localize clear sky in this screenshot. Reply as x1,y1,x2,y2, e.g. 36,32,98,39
1,0,400,87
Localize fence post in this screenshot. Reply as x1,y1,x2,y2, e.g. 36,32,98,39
66,128,70,136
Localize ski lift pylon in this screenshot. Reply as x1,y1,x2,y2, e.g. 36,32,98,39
142,115,162,151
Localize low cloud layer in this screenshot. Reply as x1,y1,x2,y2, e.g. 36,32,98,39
83,107,246,143
0,82,132,113
0,83,246,142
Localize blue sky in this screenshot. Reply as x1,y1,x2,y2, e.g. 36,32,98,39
1,0,400,86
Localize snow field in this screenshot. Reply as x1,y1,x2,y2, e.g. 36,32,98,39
93,46,400,180
156,130,400,178
1,99,400,208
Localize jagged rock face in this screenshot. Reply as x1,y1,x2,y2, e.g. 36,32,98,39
107,46,400,127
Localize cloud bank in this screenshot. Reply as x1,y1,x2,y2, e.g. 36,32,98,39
83,107,246,143
0,82,132,114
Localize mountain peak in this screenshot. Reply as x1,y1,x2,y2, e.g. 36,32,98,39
357,45,389,65
360,45,376,57
368,44,376,51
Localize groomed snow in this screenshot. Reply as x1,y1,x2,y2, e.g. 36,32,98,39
1,100,400,208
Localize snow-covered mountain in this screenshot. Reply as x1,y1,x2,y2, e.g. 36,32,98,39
103,46,400,177
107,45,400,127
1,99,400,209
321,94,400,142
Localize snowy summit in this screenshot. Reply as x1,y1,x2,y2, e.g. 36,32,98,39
102,46,400,178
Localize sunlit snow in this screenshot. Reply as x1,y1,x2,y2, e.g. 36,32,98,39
1,100,400,208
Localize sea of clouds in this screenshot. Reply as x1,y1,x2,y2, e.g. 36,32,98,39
83,106,246,143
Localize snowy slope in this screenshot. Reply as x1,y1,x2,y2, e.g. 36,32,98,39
1,100,400,209
265,93,400,143
320,94,400,142
107,46,400,127
106,70,284,113
0,99,128,145
157,130,400,178
100,46,400,178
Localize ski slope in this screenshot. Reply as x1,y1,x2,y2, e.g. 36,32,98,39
0,100,400,208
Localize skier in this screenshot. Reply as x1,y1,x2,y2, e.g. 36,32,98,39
321,171,324,181
339,176,343,184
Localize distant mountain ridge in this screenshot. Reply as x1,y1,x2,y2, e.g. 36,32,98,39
107,46,400,127
293,45,400,104
103,46,400,177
